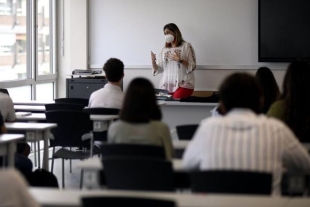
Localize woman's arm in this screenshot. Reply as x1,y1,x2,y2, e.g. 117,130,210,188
151,50,164,75
183,42,196,73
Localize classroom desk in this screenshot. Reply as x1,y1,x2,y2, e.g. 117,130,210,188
14,105,46,112
5,122,57,171
14,100,54,105
29,187,291,207
161,101,217,129
173,140,190,150
15,113,118,132
0,134,24,167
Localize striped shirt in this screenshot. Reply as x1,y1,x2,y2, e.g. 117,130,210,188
183,108,310,195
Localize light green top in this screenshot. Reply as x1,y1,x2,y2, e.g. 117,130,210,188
108,120,174,160
267,100,286,121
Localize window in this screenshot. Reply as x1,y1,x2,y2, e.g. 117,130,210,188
35,82,53,101
0,0,56,101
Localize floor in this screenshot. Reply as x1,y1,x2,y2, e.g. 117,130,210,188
28,145,84,189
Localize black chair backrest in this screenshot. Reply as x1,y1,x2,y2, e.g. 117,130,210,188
190,170,272,195
102,157,174,191
176,124,198,140
101,144,166,159
55,98,89,107
45,110,91,147
82,196,176,207
83,107,120,115
0,88,9,96
45,103,84,111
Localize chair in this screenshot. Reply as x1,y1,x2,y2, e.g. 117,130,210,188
55,98,89,107
45,103,84,111
83,107,120,115
0,88,9,96
45,110,95,188
101,144,166,159
190,170,272,195
174,124,199,158
82,196,176,207
176,124,198,140
102,157,174,191
83,108,119,142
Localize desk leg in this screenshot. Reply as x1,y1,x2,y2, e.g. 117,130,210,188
37,140,41,169
7,142,16,168
33,141,37,167
42,130,50,171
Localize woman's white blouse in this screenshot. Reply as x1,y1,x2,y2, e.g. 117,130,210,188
153,41,196,93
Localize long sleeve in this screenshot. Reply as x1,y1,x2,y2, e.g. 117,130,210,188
152,49,164,76
184,42,196,73
182,121,205,170
6,96,16,121
281,124,310,171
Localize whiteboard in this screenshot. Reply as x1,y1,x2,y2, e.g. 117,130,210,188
89,0,287,69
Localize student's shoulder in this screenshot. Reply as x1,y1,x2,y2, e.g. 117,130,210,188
258,113,288,129
150,120,169,129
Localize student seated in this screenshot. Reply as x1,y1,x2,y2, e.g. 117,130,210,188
0,169,40,207
183,73,310,195
255,67,280,114
108,78,174,160
0,112,32,176
268,60,310,143
88,58,124,109
0,90,16,122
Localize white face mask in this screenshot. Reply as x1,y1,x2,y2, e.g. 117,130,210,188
165,34,174,43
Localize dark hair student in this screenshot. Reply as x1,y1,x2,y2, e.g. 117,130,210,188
268,60,310,142
219,73,263,114
255,67,280,113
120,78,162,123
103,58,124,82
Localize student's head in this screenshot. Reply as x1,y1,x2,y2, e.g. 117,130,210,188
281,60,310,140
163,23,184,48
255,67,280,113
103,58,124,83
218,73,263,114
120,77,162,123
282,60,310,101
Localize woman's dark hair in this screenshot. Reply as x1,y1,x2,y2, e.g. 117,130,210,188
163,23,184,48
281,60,310,142
255,67,280,113
120,78,162,123
219,73,263,114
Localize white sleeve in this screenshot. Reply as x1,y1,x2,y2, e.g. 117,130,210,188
152,49,164,76
182,122,206,170
281,124,310,171
184,42,196,73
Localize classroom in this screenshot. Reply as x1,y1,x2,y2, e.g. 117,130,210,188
0,0,310,206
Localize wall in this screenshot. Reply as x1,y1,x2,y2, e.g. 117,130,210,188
57,0,286,97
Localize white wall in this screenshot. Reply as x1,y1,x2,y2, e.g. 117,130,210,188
57,0,88,98
57,0,286,97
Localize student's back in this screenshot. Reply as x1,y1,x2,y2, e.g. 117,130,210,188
108,78,173,160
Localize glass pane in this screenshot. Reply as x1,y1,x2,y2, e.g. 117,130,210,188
0,0,28,81
7,85,31,101
37,0,51,75
35,82,53,101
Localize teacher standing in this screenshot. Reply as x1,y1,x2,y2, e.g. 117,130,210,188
151,23,196,99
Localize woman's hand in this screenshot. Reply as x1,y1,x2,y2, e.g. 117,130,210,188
151,51,156,64
168,52,181,62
